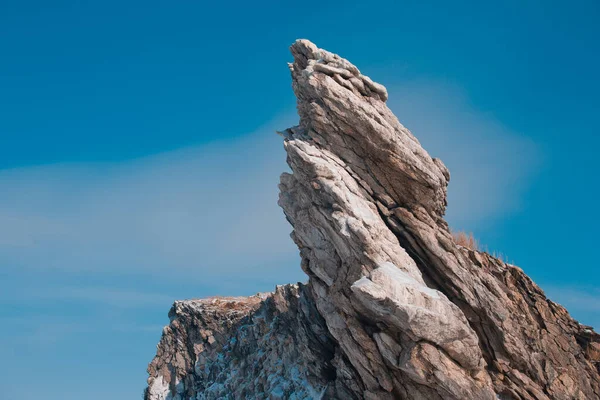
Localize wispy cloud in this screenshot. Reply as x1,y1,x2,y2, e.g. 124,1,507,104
387,81,540,229
20,286,176,308
0,116,303,287
0,84,540,284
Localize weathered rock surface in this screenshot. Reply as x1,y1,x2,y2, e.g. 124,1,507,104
145,286,342,400
145,40,600,399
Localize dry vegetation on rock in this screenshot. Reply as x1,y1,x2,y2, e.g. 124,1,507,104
452,231,480,250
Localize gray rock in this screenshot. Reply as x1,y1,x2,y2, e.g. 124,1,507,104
145,40,600,400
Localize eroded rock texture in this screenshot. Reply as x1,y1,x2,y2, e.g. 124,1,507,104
145,40,600,399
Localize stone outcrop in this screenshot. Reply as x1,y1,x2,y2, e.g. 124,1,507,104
145,286,339,399
145,40,600,399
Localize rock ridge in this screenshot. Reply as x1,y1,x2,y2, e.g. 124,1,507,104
145,40,600,400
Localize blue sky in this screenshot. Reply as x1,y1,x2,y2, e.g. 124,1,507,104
1,1,599,399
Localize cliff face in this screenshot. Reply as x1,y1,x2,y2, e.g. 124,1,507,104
145,40,600,400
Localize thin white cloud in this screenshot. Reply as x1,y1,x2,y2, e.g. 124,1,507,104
0,83,539,286
387,81,540,229
1,313,164,347
0,116,304,286
21,286,176,308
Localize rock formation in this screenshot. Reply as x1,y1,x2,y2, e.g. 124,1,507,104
145,40,600,400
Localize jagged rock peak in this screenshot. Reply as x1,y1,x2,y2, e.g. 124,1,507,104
289,39,388,102
286,39,450,220
145,40,600,400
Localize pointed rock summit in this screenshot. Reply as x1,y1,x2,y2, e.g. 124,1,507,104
145,40,600,400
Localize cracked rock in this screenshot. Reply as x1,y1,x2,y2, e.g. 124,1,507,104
145,40,600,400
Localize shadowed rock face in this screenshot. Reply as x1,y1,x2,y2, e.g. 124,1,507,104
145,40,600,400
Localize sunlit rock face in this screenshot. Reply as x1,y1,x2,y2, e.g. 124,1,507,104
145,40,600,400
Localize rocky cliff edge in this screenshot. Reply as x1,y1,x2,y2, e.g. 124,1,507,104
145,40,600,400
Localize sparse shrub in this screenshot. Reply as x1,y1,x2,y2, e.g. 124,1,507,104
452,231,479,251
451,231,514,264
